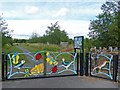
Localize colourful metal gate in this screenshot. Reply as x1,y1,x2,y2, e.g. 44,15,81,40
2,51,79,80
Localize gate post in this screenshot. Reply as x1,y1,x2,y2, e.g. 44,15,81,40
74,36,84,76
2,53,5,81
113,55,118,82
76,53,79,75
80,53,84,76
85,53,89,76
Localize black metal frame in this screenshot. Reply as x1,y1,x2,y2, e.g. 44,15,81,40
89,53,118,82
2,53,5,81
2,52,79,81
85,53,89,76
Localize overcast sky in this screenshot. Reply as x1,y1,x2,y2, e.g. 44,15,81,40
0,0,110,39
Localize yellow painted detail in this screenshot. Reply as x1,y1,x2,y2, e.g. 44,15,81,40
53,61,58,66
46,52,58,66
46,58,50,62
46,52,49,56
49,61,53,65
30,63,44,75
106,61,110,63
12,54,19,64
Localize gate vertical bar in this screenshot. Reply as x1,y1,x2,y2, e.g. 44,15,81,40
2,53,5,81
82,36,84,75
85,53,89,76
113,55,118,82
44,52,46,76
5,54,8,80
80,53,84,76
77,53,79,75
89,54,92,76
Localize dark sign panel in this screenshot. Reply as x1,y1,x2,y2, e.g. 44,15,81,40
74,36,83,49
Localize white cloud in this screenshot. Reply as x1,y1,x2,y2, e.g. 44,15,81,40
0,0,107,2
24,6,39,14
77,3,103,16
58,20,90,38
78,8,102,16
7,20,90,39
52,8,69,17
2,10,20,17
0,2,2,9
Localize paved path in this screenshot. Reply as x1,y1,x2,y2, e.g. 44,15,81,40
2,76,119,88
16,46,37,67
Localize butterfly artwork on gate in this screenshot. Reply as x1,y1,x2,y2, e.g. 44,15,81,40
46,52,58,74
7,52,44,79
7,51,77,79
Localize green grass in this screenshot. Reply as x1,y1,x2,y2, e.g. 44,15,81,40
19,43,61,52
19,43,75,62
2,44,23,54
2,44,28,63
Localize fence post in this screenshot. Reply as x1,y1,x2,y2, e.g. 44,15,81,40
113,55,118,82
2,53,5,81
80,53,84,76
85,53,89,76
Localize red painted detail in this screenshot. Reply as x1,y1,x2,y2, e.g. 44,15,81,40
52,66,57,73
72,54,74,58
35,53,42,60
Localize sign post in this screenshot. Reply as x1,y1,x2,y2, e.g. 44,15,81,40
74,36,84,76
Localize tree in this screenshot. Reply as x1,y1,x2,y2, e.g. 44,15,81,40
44,21,69,44
29,32,40,43
30,32,39,39
0,14,13,46
88,1,119,47
14,39,27,43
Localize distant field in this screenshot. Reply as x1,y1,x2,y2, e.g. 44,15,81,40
2,44,23,54
19,43,74,53
19,43,74,62
19,43,61,52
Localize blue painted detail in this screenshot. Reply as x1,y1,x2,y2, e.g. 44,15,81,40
7,51,77,79
91,53,113,80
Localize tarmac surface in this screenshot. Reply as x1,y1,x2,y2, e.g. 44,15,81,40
2,76,119,88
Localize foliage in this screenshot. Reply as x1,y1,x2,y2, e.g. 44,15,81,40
45,21,69,44
89,1,119,47
84,38,94,52
0,14,13,46
29,21,69,45
14,39,28,43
